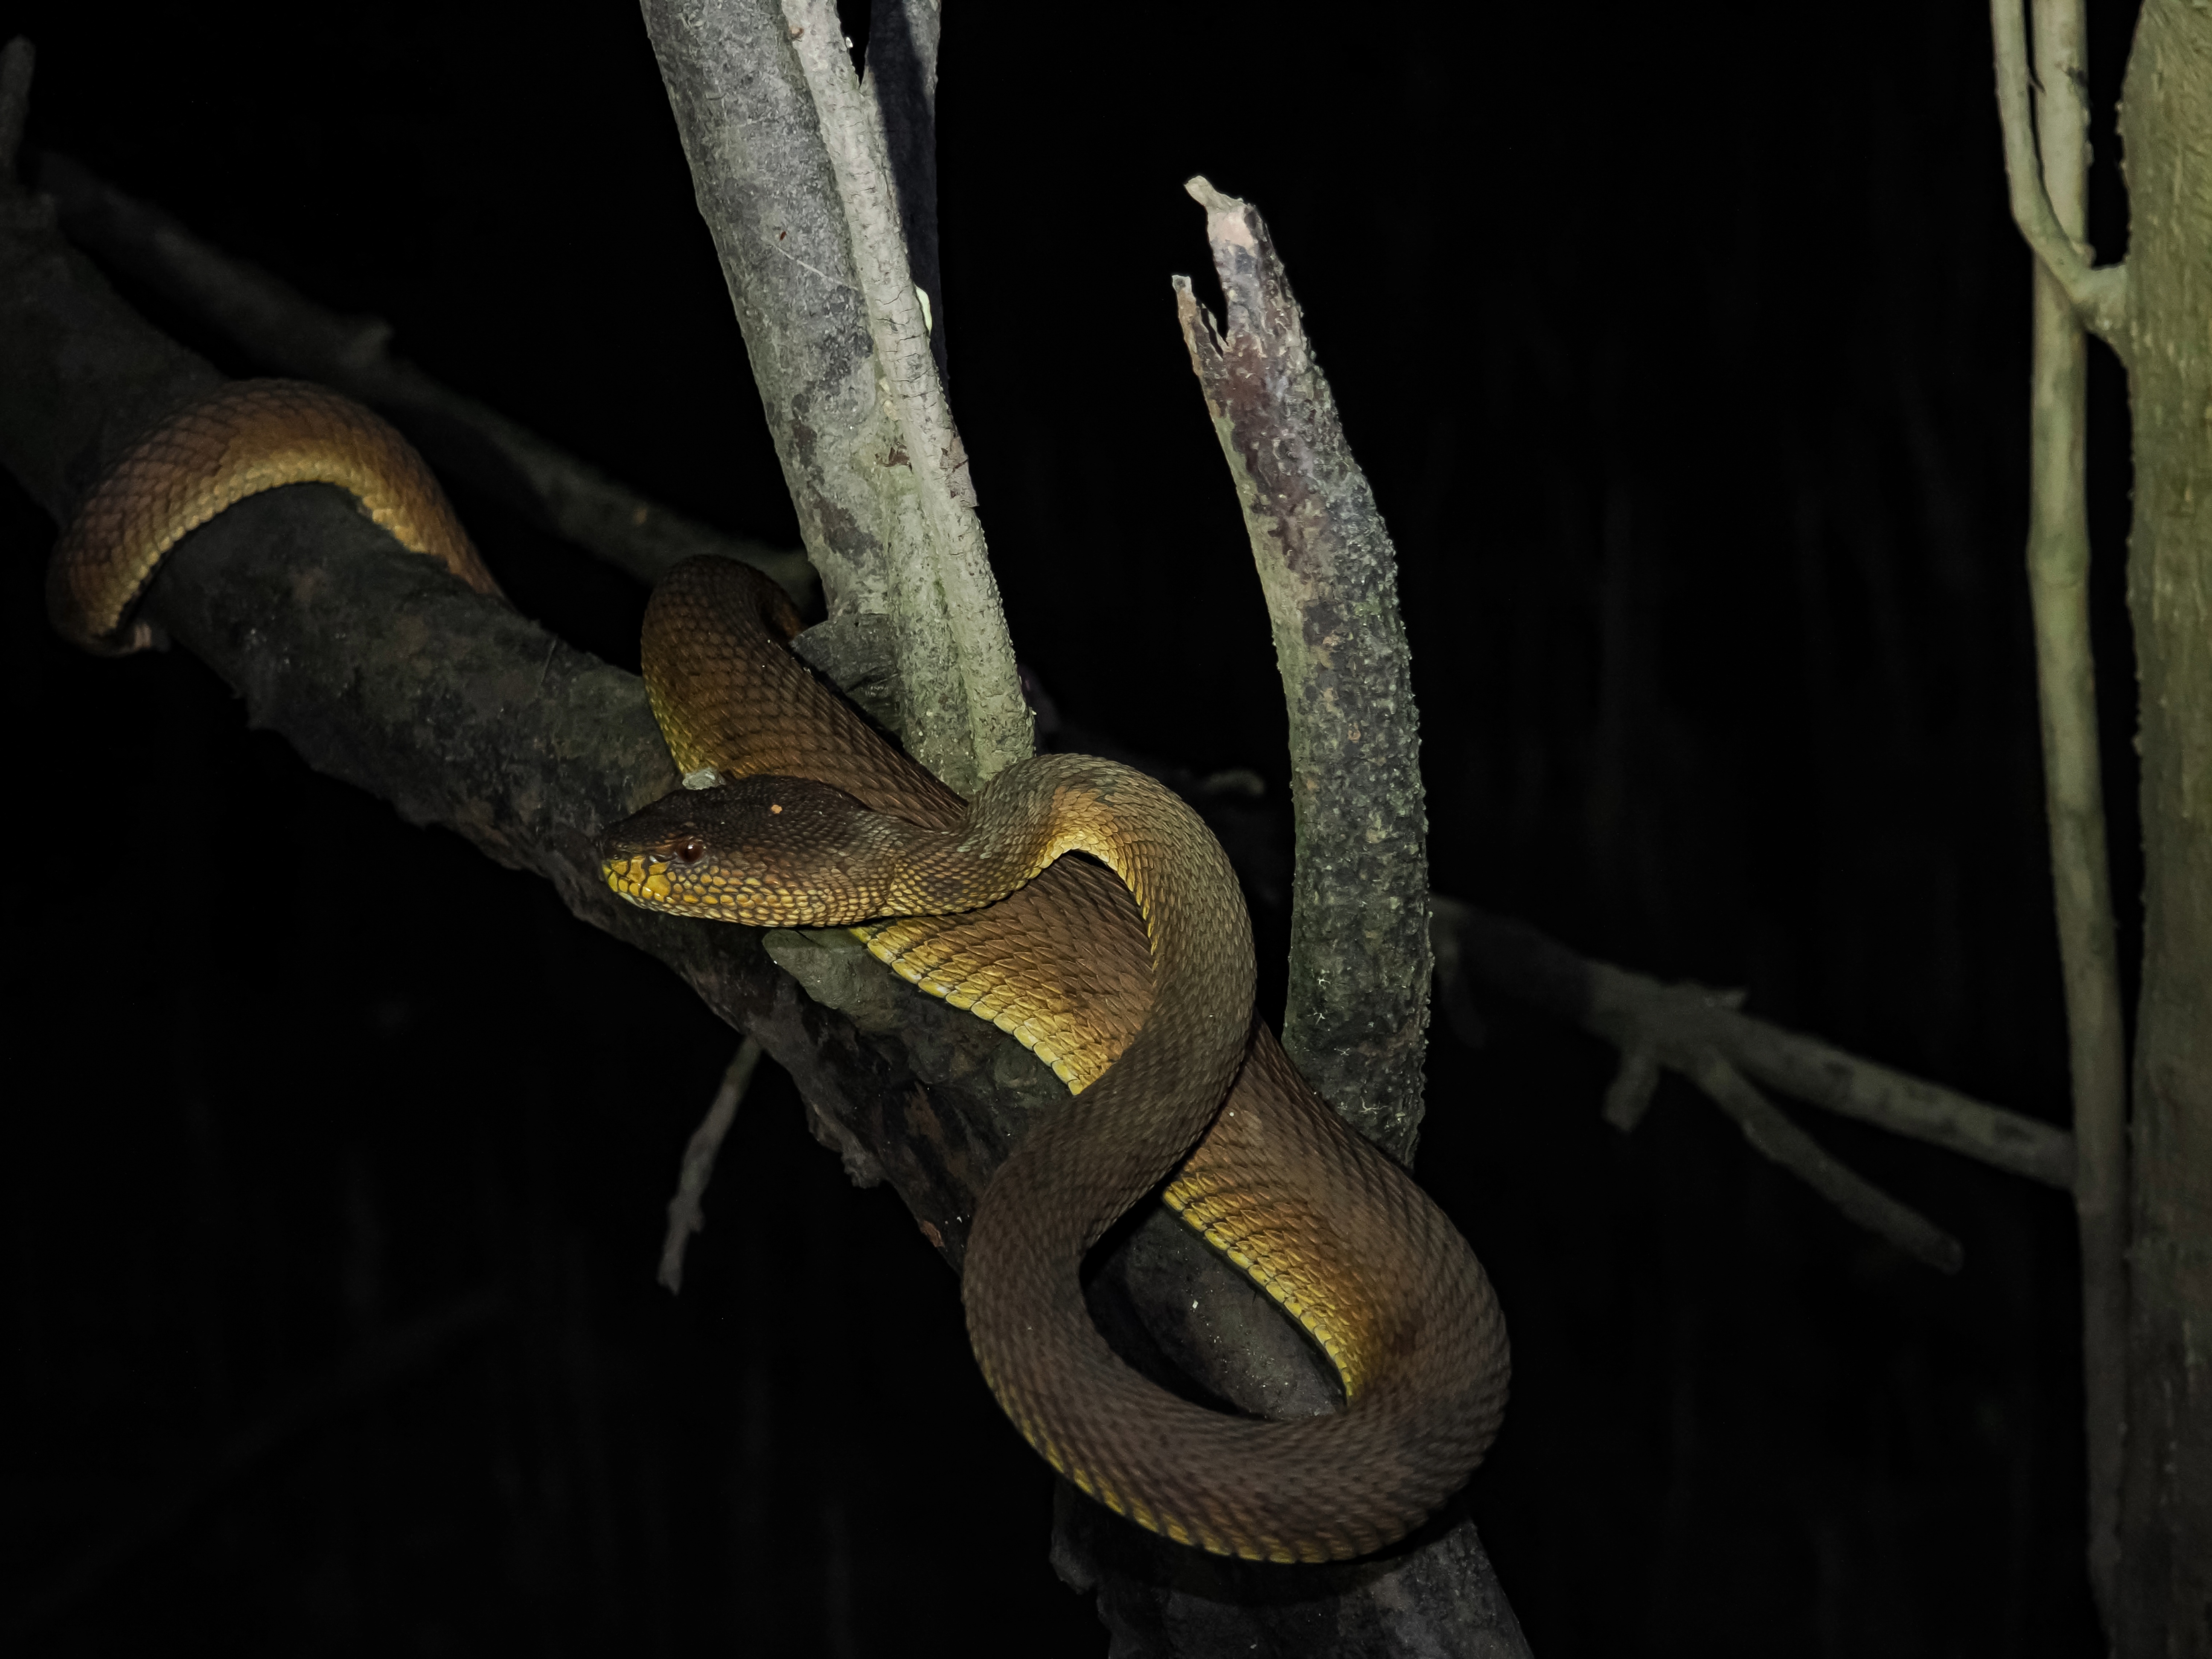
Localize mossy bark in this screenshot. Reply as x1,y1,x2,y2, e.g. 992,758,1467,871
2111,3,2212,1653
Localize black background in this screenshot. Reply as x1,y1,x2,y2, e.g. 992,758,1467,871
1,0,2142,1653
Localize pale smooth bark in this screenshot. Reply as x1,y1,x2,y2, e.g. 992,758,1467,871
2019,0,2130,1616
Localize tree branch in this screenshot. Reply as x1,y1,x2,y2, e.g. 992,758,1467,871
1435,898,2076,1205
636,0,903,671
780,0,1029,792
1988,0,2129,342
864,0,948,384
1685,1049,1963,1273
1175,179,1432,1161
638,0,1026,792
2017,0,2128,1618
30,151,812,602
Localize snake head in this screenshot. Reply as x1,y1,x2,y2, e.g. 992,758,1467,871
596,774,902,926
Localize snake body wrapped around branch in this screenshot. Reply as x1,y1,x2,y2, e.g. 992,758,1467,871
52,379,1510,1563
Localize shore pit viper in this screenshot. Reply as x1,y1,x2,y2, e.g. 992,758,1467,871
52,378,1509,1563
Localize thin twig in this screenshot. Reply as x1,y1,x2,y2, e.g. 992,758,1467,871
0,37,32,180
1988,0,2128,341
862,0,947,382
2018,0,2127,1618
660,1037,767,1293
1173,178,1432,1159
33,154,812,602
1435,898,2075,1268
1690,1051,1964,1272
782,0,1030,792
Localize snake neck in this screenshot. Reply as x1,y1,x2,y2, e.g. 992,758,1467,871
914,755,1250,979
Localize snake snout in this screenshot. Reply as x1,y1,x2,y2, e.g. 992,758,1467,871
596,774,900,926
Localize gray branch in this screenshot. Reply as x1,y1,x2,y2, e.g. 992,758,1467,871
1435,898,2079,1269
639,0,1029,791
30,151,812,601
638,0,893,621
1174,178,1432,1162
865,0,948,382
2015,0,2127,1616
1682,1048,1963,1274
1988,0,2129,341
780,0,1030,791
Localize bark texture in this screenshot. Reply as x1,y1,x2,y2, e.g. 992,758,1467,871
2113,4,2212,1653
638,0,1027,792
637,0,889,618
1174,180,1431,1161
2022,0,2130,1616
780,0,1030,791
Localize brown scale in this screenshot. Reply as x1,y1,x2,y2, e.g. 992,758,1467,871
53,386,1511,1566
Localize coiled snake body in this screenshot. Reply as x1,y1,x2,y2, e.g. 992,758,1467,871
53,379,1509,1563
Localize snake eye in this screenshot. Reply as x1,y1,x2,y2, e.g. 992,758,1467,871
674,836,706,865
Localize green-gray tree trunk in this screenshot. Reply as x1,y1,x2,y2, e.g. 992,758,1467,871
2111,3,2212,1653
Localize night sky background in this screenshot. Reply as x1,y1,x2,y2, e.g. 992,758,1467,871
1,0,2145,1653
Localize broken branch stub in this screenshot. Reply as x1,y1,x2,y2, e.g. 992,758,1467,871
1174,177,1431,1158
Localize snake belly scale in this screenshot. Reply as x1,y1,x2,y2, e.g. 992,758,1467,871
51,379,1510,1563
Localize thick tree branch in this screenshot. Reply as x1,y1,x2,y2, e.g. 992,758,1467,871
1988,0,2129,341
864,0,948,383
1435,899,2077,1194
635,0,900,657
31,151,812,602
1175,178,1432,1161
780,0,1030,792
639,0,1027,792
1155,184,1538,1646
2112,3,2212,1644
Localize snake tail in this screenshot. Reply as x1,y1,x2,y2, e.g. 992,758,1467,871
49,378,499,654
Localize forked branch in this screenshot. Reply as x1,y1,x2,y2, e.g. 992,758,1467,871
1436,899,2082,1272
1988,0,2128,341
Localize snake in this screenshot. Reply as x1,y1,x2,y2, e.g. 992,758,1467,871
52,378,1510,1563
